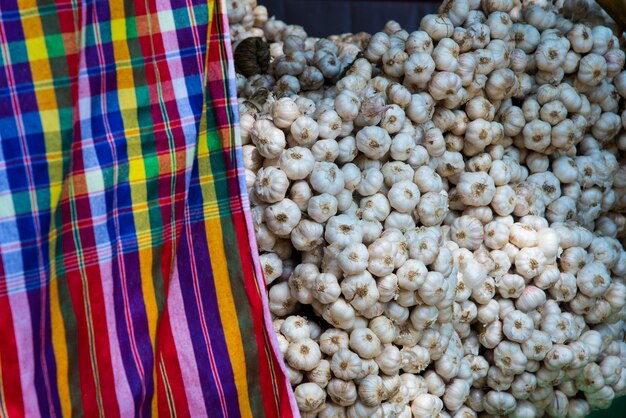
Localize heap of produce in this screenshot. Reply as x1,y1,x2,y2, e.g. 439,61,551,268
227,0,626,416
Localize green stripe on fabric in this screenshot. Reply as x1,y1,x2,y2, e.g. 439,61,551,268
123,0,166,314
53,205,84,417
54,264,84,417
37,0,85,414
202,97,266,418
66,163,105,417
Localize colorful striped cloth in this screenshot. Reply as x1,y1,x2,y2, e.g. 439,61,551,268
0,0,296,416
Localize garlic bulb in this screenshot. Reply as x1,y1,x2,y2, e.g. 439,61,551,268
331,349,363,381
483,390,516,415
254,166,289,203
308,193,338,223
294,382,326,412
233,1,626,416
260,252,283,284
291,115,320,146
344,329,380,363
456,171,496,206
251,119,286,158
310,162,345,195
328,378,358,407
450,215,484,250
281,315,311,342
265,198,301,236
286,338,322,371
420,14,454,41
358,374,385,407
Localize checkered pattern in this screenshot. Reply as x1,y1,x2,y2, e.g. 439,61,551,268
0,0,296,416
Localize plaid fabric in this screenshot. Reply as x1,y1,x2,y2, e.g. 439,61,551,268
0,0,296,416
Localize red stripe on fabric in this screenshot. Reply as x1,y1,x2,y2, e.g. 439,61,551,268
155,309,189,416
56,0,81,125
0,270,25,418
58,179,99,415
82,263,121,418
133,0,187,299
59,179,118,417
155,359,169,418
157,359,176,418
62,258,120,418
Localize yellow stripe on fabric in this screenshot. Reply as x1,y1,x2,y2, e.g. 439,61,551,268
197,134,253,418
20,3,71,415
0,356,8,418
21,2,65,209
107,3,159,415
21,4,58,128
49,274,71,417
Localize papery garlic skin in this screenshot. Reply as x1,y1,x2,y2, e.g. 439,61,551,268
310,162,345,195
456,172,496,207
251,119,286,158
280,146,315,180
295,382,326,412
254,166,290,204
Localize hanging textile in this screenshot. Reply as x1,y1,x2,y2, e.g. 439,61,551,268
0,0,295,416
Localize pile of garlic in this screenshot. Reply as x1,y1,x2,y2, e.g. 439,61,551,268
227,0,626,416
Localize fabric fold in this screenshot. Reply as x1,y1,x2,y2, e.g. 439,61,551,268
0,0,295,416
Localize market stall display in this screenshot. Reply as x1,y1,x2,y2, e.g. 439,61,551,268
228,0,626,417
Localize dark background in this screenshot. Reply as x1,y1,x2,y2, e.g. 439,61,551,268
258,0,440,37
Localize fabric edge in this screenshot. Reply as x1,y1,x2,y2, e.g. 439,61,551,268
217,2,300,416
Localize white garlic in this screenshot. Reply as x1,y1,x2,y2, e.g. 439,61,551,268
308,193,338,223
420,14,454,41
324,298,357,330
514,246,546,279
494,340,527,375
286,338,322,371
483,390,517,415
319,328,349,356
254,166,289,203
456,171,496,206
310,162,345,195
357,375,386,407
328,378,358,407
576,261,610,298
294,382,325,413
265,198,301,237
312,273,341,304
251,119,286,158
349,328,382,359
260,252,283,285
